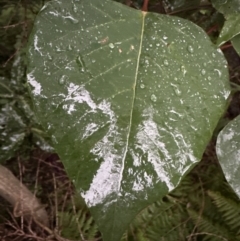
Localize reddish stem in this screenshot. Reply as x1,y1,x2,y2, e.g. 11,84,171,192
207,25,218,35
221,43,233,50
142,0,149,11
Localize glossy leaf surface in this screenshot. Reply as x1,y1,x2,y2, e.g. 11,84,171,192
211,0,240,48
232,34,240,56
0,55,53,163
27,0,230,240
216,14,240,46
216,115,240,198
163,0,200,13
211,0,240,16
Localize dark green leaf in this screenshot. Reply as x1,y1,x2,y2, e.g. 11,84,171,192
211,0,240,16
27,0,230,240
0,55,53,162
232,34,240,56
216,14,240,46
163,0,200,13
216,115,240,198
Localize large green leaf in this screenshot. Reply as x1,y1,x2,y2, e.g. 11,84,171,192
211,0,240,47
232,34,240,56
163,0,200,12
27,0,230,240
211,0,240,16
216,115,240,198
216,14,240,46
0,54,53,163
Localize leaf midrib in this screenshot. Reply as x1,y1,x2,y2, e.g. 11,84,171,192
118,12,146,192
110,11,147,241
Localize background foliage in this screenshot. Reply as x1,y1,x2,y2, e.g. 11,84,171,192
0,0,240,240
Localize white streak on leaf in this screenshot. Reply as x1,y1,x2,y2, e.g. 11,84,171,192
49,11,59,16
81,100,123,208
34,36,43,56
63,83,97,114
27,71,42,96
136,106,174,190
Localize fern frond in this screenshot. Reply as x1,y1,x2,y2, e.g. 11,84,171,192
207,190,240,231
142,197,192,241
58,208,99,241
188,209,233,241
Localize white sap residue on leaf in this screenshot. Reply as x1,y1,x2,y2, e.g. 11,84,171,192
132,172,153,192
49,11,59,16
27,71,42,96
169,109,183,118
130,149,141,167
218,144,240,196
81,100,123,208
34,36,43,56
82,123,98,139
170,130,197,173
63,15,79,24
223,89,230,100
222,129,234,142
136,106,174,190
63,83,97,114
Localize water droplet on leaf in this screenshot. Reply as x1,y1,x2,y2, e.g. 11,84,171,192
187,45,194,53
151,94,157,102
163,59,169,66
73,4,78,13
140,84,145,89
59,75,68,85
214,69,222,77
171,84,181,96
201,69,206,75
48,55,53,60
68,45,73,51
76,55,85,72
109,43,115,49
181,65,187,76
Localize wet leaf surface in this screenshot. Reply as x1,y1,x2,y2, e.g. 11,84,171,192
216,115,240,198
216,14,240,46
163,0,200,13
27,0,230,240
0,55,53,163
211,0,240,16
232,34,240,56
